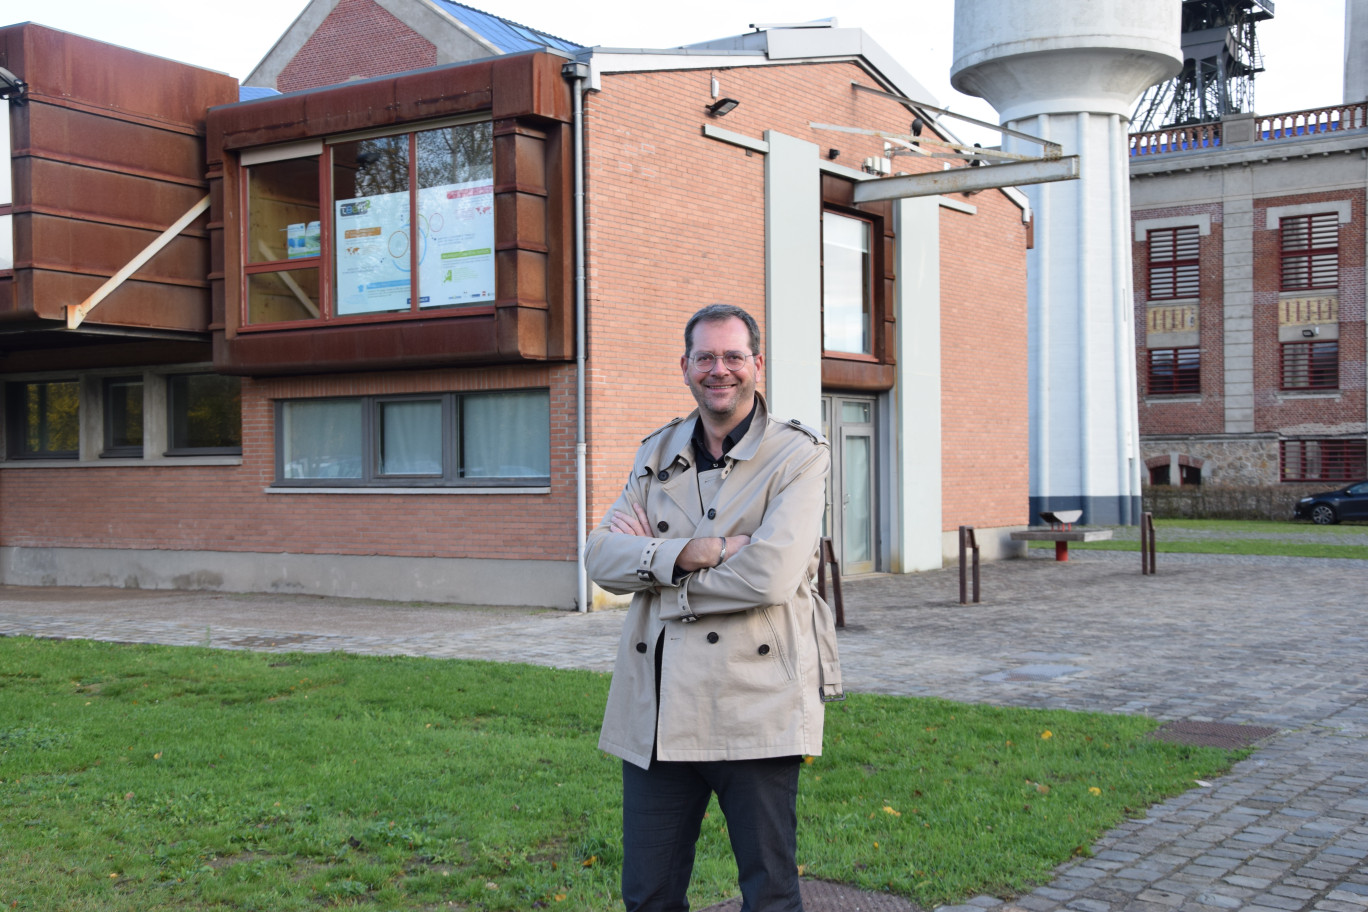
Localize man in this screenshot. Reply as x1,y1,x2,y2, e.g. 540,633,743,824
585,303,843,912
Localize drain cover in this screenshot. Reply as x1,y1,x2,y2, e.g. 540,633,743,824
697,879,917,912
1151,720,1278,749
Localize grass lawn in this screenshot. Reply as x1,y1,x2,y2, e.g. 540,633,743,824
1028,518,1368,560
0,637,1241,911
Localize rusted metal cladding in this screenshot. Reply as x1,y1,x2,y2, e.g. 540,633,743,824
209,51,574,376
0,23,237,333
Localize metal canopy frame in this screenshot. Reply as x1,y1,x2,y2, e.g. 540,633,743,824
804,83,1078,201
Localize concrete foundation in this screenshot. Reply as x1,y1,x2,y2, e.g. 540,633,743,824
0,547,579,610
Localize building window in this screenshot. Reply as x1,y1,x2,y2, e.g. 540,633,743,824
1280,212,1338,291
1281,439,1367,482
1147,226,1200,300
103,376,144,457
168,374,242,454
276,389,549,487
1147,348,1200,395
244,120,494,327
822,211,873,355
1281,341,1338,390
246,155,322,323
5,379,79,458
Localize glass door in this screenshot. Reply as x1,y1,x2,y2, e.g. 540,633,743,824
821,394,878,575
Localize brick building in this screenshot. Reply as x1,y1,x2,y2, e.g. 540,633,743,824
0,4,1031,608
1130,108,1368,494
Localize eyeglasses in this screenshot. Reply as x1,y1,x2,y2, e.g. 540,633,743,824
689,351,755,372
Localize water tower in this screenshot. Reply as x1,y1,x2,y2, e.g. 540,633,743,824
951,0,1183,525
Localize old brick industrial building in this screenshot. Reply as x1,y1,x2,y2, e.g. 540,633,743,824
1130,108,1368,491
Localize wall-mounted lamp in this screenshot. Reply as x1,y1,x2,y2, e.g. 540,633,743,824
827,148,840,160
0,66,27,105
1302,327,1319,338
707,97,740,117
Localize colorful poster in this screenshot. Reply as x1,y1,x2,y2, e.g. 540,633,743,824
334,191,413,315
333,179,494,316
418,179,495,309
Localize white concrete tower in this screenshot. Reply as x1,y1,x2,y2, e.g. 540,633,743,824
1348,0,1368,103
952,0,1182,525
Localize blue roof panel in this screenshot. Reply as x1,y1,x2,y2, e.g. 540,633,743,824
429,1,583,54
239,85,282,101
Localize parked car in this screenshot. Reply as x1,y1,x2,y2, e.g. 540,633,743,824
1293,481,1368,525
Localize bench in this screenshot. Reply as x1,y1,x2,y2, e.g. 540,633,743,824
1010,510,1113,562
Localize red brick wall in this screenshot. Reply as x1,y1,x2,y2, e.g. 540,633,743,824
939,198,1030,529
276,0,437,94
0,365,578,561
1252,190,1366,434
582,63,1029,532
0,58,1029,574
1133,202,1227,435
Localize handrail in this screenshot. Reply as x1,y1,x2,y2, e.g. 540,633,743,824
1130,101,1368,158
1255,101,1368,140
1129,122,1221,157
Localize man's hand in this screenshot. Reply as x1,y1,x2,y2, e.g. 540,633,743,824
607,504,750,573
608,503,653,537
676,534,751,572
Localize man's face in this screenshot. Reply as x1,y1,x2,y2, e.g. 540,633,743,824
681,316,764,423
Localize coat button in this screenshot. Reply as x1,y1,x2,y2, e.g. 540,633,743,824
636,642,648,654
707,508,716,520
706,632,719,644
657,469,669,481
758,644,770,655
657,521,669,532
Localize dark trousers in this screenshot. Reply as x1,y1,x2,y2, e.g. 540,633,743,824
621,756,803,912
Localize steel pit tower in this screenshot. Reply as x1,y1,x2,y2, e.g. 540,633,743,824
951,0,1183,525
1131,0,1274,133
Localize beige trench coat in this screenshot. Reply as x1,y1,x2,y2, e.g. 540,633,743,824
586,395,843,770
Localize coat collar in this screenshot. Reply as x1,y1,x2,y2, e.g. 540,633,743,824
659,392,771,470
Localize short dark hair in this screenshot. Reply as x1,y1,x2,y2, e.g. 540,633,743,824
684,304,762,357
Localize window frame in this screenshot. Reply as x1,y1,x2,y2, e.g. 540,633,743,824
240,116,495,332
1280,212,1339,292
1280,438,1368,483
1146,347,1201,395
2,370,241,464
820,208,877,359
1147,225,1201,300
1280,340,1339,391
101,375,145,458
4,378,81,460
272,389,551,489
166,373,245,456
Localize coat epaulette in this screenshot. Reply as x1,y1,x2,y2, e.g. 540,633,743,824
640,415,686,444
780,416,827,446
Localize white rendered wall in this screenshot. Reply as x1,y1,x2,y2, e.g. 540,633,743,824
951,0,1180,524
892,196,943,572
763,131,824,430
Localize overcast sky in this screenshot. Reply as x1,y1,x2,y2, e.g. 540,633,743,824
2,0,1349,143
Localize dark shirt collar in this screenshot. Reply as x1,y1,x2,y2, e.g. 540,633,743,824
691,401,757,469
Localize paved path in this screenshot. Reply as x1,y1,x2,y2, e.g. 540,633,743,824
4,550,1368,912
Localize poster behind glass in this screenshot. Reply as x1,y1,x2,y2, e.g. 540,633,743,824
334,125,494,316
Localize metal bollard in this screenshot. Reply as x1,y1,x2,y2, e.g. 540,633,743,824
816,537,846,628
1140,511,1157,575
958,525,980,604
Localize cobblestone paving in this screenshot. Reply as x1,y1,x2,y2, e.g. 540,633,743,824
3,549,1367,911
